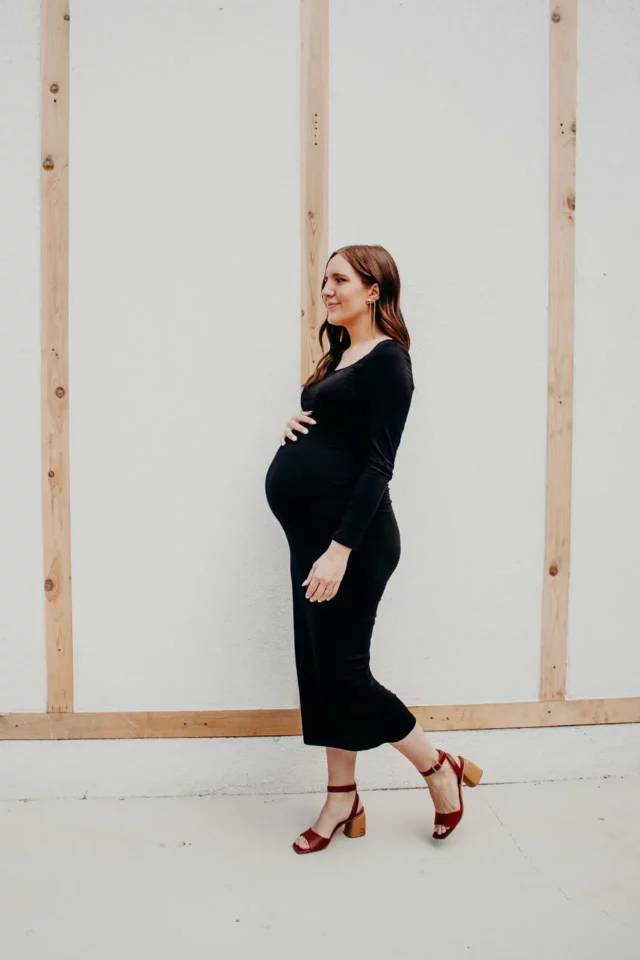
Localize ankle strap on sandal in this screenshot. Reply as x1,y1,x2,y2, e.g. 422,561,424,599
420,749,447,777
327,782,357,792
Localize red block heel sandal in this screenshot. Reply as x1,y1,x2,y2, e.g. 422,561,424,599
292,782,366,855
420,749,483,840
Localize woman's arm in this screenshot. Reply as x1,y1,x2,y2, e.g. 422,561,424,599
331,342,415,551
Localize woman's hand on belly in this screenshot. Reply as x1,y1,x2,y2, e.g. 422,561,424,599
302,541,352,602
280,408,316,445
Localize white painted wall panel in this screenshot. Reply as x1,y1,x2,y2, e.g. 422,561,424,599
0,0,47,711
69,0,302,710
567,0,640,698
329,0,550,705
3,0,638,722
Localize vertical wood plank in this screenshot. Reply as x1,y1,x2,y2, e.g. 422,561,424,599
41,0,74,712
540,1,577,701
301,0,329,384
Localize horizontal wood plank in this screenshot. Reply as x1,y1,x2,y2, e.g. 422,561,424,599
1,699,638,740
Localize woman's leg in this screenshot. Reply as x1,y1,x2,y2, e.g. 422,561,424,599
391,719,464,837
294,746,364,850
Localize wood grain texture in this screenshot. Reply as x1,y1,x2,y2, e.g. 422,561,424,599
301,0,329,384
41,0,74,712
1,699,638,740
541,0,577,701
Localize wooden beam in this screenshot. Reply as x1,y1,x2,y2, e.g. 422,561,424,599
301,0,329,383
1,698,638,740
541,0,577,700
41,0,74,712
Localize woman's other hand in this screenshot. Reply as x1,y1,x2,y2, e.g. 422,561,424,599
302,542,351,602
280,409,316,445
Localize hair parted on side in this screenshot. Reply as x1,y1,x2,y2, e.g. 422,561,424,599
301,244,411,390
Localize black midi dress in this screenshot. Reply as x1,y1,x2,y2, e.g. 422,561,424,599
264,337,417,751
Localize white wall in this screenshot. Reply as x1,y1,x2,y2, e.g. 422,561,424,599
0,0,46,711
68,0,302,711
566,0,640,698
1,0,638,795
330,0,550,706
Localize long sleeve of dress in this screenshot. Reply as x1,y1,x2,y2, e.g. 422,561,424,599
332,343,415,551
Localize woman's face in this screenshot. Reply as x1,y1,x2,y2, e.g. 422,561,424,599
321,254,374,327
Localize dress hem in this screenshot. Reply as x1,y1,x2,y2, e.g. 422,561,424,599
301,715,418,752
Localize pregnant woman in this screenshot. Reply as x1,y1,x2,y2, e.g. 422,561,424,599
264,244,482,854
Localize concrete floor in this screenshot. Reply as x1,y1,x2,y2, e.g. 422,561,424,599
1,776,638,959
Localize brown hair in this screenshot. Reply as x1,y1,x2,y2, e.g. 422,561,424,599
301,244,411,390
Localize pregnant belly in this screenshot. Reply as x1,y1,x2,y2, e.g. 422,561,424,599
265,432,362,521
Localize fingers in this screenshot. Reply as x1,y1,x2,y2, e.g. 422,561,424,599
304,579,337,602
291,412,317,435
316,583,336,602
281,424,302,445
317,583,335,602
281,410,316,445
301,550,343,602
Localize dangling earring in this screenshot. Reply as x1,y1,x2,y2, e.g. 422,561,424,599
366,298,376,337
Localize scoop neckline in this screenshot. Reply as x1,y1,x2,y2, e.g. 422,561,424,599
331,337,396,373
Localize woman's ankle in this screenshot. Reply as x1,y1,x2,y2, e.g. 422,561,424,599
416,747,442,772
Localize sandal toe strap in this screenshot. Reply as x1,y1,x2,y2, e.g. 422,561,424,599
294,827,328,851
300,827,324,842
434,810,461,827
